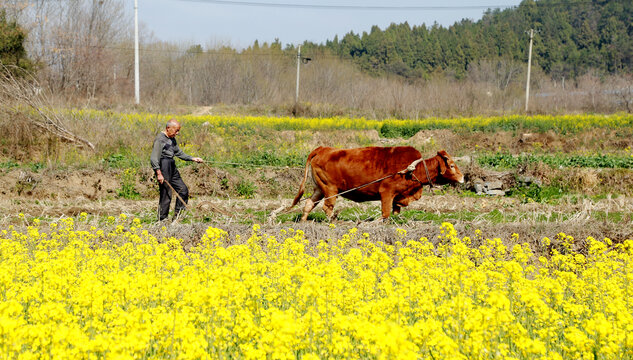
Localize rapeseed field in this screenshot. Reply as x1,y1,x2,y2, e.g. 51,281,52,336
77,109,633,133
1,216,632,359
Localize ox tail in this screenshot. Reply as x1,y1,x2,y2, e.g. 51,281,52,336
288,149,318,210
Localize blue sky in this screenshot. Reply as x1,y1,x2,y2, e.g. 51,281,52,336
133,0,523,49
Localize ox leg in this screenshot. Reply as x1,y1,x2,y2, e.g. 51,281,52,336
301,189,323,222
392,203,402,216
323,195,337,221
380,193,395,219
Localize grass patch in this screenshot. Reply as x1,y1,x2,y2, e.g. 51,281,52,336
0,160,20,171
506,183,567,204
273,207,604,225
235,180,256,199
277,208,511,224
117,168,141,200
392,209,484,224
478,152,633,169
592,211,632,223
276,211,328,223
102,151,144,169
337,207,382,222
216,149,306,168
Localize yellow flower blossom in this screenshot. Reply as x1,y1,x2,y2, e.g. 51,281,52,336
0,218,631,359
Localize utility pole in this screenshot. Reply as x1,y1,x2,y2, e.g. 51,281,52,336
525,28,534,112
134,0,140,105
293,45,311,116
295,45,301,109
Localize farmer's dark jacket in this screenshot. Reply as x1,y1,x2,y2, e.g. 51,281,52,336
150,132,193,171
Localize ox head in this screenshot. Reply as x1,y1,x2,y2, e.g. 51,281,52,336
436,150,464,184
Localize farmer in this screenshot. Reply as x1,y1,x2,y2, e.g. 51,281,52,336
150,119,203,221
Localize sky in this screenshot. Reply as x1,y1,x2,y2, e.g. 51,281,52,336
132,0,524,49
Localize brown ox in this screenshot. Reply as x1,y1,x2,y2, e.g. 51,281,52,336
289,146,464,221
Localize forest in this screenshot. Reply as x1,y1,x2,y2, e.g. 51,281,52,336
313,0,632,79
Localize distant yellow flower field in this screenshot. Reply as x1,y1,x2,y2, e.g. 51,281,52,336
1,218,632,359
74,109,633,133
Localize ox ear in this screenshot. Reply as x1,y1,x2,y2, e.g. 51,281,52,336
437,155,447,175
437,150,449,175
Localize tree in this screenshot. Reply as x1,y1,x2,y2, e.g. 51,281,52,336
0,9,31,72
316,0,633,79
12,0,129,98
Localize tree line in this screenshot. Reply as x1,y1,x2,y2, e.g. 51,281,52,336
303,0,632,80
0,0,631,116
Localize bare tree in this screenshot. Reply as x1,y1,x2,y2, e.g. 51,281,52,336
0,64,95,150
467,58,524,91
11,0,129,99
610,74,633,113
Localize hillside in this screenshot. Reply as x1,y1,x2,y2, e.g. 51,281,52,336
309,0,632,79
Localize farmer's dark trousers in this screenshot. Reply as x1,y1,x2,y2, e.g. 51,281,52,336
158,158,189,221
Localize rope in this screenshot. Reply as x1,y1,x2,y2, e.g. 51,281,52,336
196,157,434,219
201,160,303,170
310,173,398,206
297,157,433,206
268,170,402,221
200,161,216,172
421,159,434,188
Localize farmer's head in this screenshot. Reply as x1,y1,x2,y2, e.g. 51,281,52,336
165,119,181,138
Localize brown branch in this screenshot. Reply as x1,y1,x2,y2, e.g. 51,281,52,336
0,64,95,151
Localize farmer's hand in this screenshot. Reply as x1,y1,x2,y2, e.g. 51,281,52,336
192,157,203,163
156,170,164,184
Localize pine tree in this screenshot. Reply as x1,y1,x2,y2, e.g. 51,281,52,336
319,0,632,79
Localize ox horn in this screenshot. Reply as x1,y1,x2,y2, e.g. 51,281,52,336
405,158,423,172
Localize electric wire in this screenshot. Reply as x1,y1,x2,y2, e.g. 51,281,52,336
176,0,518,11
174,0,593,11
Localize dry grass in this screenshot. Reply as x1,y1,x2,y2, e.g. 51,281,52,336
4,194,632,254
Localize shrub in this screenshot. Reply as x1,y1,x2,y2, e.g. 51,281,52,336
117,168,141,199
235,179,256,198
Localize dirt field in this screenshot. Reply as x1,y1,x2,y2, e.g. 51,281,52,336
3,182,632,249
2,123,632,248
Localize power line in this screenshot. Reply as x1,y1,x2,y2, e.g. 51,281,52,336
51,44,342,57
174,0,593,10
175,0,519,11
